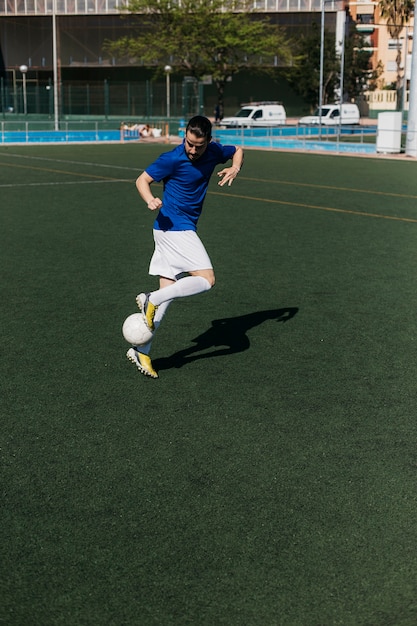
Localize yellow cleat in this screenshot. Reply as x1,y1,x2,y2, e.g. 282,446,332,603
136,292,158,332
126,348,158,379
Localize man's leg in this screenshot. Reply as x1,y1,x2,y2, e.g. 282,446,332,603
149,270,214,306
136,276,174,354
128,276,175,378
152,270,214,305
130,271,215,378
138,270,214,331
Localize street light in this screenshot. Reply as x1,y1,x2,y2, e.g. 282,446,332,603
319,1,345,137
52,0,59,131
405,26,417,157
338,9,347,136
318,0,325,136
164,65,172,118
19,64,28,115
402,27,409,114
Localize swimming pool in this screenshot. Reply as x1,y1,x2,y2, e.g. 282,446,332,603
212,126,378,155
1,129,121,144
1,124,378,155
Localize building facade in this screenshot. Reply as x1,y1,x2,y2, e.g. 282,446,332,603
0,0,343,72
349,0,414,89
0,0,414,115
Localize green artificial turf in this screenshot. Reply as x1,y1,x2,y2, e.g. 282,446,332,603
1,144,417,625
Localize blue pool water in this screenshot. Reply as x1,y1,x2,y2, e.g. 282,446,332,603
1,130,121,143
212,126,377,155
1,126,378,155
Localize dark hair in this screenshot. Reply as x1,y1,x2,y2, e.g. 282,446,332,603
186,116,212,140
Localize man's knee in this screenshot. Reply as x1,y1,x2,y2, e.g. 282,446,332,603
191,269,215,288
206,272,216,288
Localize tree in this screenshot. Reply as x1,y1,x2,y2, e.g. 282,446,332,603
286,22,382,112
379,0,414,109
285,22,339,112
343,31,381,99
103,0,294,117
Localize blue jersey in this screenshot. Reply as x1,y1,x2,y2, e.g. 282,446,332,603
145,140,236,231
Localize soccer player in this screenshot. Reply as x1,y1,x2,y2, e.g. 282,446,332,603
127,115,244,378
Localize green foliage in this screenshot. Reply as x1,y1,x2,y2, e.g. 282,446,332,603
378,0,414,101
286,22,381,110
343,31,376,98
103,0,294,113
379,0,414,38
285,22,338,111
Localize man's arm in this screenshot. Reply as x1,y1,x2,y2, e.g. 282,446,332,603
136,171,162,211
217,146,244,187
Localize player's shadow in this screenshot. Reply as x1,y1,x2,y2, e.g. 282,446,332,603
154,307,298,371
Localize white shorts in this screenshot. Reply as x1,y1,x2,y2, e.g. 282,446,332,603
149,229,213,280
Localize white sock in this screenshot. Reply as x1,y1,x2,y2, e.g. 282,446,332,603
150,275,211,307
136,277,211,355
135,300,172,355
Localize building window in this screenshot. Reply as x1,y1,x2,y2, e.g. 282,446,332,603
357,14,374,24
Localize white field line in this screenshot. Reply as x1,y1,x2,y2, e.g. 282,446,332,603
0,179,132,188
0,150,141,173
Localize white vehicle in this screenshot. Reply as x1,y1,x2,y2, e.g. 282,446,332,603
299,103,360,126
221,102,286,127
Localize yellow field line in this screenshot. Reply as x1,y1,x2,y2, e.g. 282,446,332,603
2,159,416,223
2,156,416,200
209,190,417,224
242,177,417,201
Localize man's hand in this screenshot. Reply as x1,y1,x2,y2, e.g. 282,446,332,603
147,197,163,211
217,165,240,187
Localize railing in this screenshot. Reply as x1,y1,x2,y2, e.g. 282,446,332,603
7,120,412,156
0,0,122,14
214,122,375,140
364,89,409,111
0,119,173,143
212,122,417,155
1,119,377,153
0,0,342,15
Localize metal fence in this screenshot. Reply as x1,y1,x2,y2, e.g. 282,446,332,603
0,119,377,149
0,118,179,143
0,0,342,16
0,77,204,119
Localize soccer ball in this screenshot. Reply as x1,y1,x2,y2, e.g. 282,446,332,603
122,313,153,346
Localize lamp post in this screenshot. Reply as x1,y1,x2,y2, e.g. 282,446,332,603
318,0,325,136
337,8,347,137
405,25,417,157
52,0,59,130
402,27,409,114
164,65,172,118
339,10,346,106
319,2,345,137
19,64,28,115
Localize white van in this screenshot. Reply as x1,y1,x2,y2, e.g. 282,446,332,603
299,103,360,126
221,102,286,127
